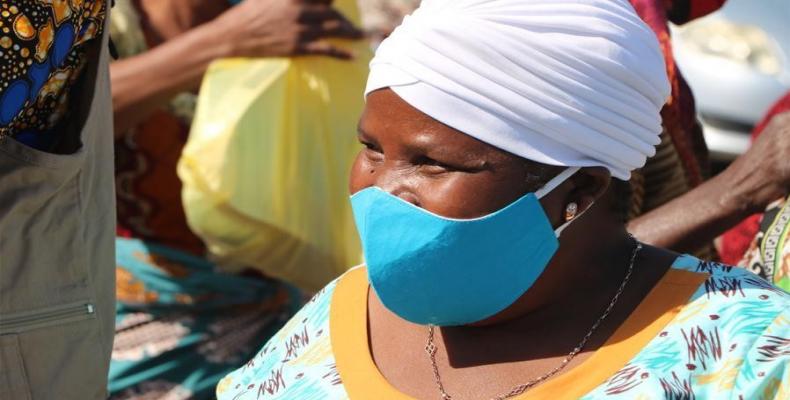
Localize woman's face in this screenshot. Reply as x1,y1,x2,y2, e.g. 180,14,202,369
350,89,563,220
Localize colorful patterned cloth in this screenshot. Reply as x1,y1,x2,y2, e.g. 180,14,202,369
738,198,790,292
0,0,106,151
217,255,789,399
110,238,303,400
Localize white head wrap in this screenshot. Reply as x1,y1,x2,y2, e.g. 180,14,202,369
365,0,671,180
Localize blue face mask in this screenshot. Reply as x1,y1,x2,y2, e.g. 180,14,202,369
351,167,581,326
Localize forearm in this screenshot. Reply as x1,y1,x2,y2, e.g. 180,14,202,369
628,162,762,253
111,21,233,136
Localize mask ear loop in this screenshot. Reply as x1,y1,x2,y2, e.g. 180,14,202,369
535,167,580,199
533,167,584,237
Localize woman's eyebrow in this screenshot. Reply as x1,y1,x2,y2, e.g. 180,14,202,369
413,134,492,169
356,125,490,168
356,125,375,142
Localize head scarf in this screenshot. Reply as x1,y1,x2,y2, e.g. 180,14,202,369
365,0,671,180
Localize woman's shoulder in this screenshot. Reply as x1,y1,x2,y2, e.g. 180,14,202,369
216,267,364,400
668,255,788,328
584,255,789,399
670,254,788,305
660,255,788,398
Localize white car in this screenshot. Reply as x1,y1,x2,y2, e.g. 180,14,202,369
671,0,790,161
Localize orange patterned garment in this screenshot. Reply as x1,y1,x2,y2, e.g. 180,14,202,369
0,0,106,151
115,109,206,255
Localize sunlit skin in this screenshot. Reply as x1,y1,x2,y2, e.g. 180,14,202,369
350,88,680,399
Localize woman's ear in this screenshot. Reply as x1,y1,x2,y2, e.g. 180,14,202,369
538,166,611,230
568,167,611,216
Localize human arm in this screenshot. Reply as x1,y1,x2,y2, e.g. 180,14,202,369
111,0,362,136
629,112,790,253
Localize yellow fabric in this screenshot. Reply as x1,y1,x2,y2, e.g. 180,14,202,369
330,267,709,399
178,0,368,292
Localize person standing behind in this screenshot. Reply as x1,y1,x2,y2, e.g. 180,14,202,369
108,1,362,398
0,1,115,399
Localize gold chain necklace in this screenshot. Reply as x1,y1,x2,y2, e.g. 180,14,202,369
425,236,643,400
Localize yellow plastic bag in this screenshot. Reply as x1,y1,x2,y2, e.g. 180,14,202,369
177,0,367,292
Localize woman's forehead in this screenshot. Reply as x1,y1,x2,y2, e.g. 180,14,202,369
362,89,499,155
361,89,563,182
362,89,440,131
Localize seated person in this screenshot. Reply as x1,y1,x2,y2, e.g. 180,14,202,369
217,1,789,399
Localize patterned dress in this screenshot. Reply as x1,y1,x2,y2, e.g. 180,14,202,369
217,255,789,399
738,198,790,292
111,238,303,400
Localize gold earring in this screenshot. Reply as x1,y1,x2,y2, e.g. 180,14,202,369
565,202,578,222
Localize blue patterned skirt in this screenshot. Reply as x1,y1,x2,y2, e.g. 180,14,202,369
109,237,302,399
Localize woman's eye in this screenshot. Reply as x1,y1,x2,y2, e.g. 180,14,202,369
361,141,384,160
418,157,456,173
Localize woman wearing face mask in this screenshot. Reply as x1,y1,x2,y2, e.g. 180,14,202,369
217,1,789,399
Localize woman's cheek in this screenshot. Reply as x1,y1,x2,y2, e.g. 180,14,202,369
410,175,472,218
416,174,517,219
349,152,374,194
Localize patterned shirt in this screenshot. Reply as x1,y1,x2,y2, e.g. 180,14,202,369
217,255,789,399
0,0,106,151
739,198,790,292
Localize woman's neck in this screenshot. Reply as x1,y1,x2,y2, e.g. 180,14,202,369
472,206,636,328
432,241,677,370
367,208,680,397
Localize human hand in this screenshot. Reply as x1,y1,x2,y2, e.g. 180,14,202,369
725,111,790,212
211,0,364,59
136,0,230,41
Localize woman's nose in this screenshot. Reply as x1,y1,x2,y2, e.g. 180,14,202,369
393,191,420,205
374,168,421,206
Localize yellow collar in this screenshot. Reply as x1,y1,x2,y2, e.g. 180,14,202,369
330,266,708,399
